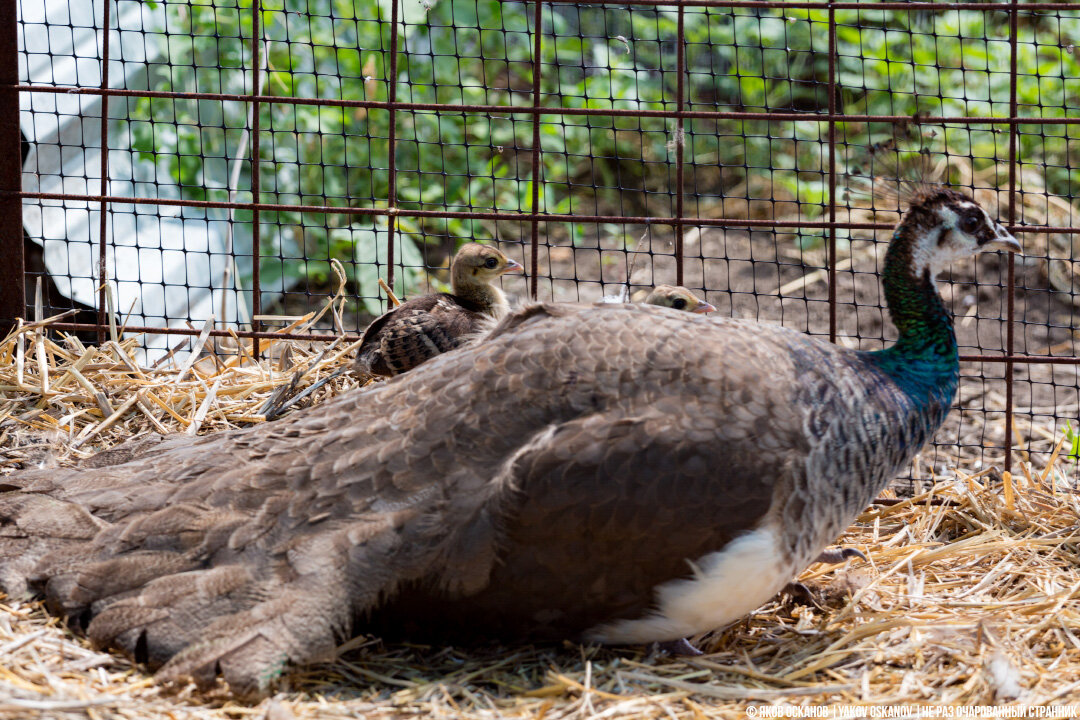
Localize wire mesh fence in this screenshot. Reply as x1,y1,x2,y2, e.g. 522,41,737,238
5,0,1080,485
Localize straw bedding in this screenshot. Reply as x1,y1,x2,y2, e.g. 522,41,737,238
1,316,1079,718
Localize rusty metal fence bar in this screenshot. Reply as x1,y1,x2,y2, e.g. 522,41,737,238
12,191,1080,233
529,0,543,299
5,0,1080,477
385,0,401,300
1004,0,1020,475
250,0,263,359
14,84,1080,123
542,1,1076,7
94,0,111,344
826,5,837,344
0,0,19,329
674,5,686,288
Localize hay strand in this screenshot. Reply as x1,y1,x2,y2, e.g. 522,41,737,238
0,308,367,466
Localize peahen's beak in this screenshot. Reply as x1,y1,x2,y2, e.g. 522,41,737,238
985,224,1023,255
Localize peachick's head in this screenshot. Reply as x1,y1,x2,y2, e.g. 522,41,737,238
898,188,1022,280
451,243,524,290
643,285,716,314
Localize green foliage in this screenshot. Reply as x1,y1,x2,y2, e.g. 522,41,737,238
1064,421,1080,465
342,218,426,315
126,1,1080,308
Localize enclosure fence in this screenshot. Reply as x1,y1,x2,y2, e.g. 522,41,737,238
4,0,1080,480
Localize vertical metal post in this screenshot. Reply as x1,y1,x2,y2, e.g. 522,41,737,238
674,5,686,287
250,0,263,358
1004,1,1020,473
0,0,22,332
528,0,543,299
97,0,113,344
827,5,838,344
386,0,400,301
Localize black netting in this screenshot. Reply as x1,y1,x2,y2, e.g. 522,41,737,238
10,0,1080,485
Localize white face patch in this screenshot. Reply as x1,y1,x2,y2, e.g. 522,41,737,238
584,524,794,644
911,201,1001,280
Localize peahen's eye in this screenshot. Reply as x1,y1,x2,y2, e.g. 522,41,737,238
672,298,687,310
959,213,981,234
484,257,498,269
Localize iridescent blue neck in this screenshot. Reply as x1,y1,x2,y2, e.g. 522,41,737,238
864,220,960,409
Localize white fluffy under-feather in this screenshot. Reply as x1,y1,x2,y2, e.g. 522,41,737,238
585,524,793,643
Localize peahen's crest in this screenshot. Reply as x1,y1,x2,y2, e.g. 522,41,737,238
846,121,950,213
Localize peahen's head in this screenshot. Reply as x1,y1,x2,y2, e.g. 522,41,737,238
891,187,1021,280
878,186,1022,371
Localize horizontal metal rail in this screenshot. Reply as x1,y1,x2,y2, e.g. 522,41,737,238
10,191,1079,235
14,84,1080,125
539,0,1078,9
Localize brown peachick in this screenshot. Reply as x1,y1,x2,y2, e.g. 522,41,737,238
354,242,522,377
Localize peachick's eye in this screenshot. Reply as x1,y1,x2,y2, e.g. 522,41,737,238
959,213,980,234
484,257,498,269
672,298,687,310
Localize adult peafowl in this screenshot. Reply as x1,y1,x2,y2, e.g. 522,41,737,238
0,183,1019,695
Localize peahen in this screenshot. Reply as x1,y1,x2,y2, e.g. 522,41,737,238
0,185,1019,695
353,242,522,377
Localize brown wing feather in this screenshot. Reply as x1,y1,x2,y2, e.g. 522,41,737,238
354,294,487,376
364,401,779,641
0,302,857,694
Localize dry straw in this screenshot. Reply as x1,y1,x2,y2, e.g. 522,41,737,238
0,309,367,470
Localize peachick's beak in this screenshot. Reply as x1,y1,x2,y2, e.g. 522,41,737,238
693,301,717,314
985,225,1023,255
503,258,525,274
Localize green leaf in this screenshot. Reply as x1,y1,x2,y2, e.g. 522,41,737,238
1065,422,1080,463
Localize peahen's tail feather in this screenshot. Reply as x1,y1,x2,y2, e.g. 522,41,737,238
0,472,427,695
0,492,108,599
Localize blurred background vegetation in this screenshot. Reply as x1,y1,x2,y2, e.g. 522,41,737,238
126,0,1080,317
